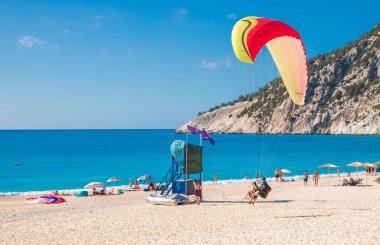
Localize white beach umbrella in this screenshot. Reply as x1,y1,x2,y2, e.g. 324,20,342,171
318,163,339,185
280,169,291,174
137,175,154,182
107,177,122,183
373,161,380,166
347,162,363,179
84,182,104,189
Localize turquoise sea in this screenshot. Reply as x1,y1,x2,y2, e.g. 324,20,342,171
0,129,379,194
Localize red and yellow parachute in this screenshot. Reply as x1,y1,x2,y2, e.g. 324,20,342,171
231,17,308,105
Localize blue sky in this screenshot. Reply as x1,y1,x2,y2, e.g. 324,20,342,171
0,0,379,129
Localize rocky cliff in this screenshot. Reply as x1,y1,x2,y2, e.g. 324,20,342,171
177,23,380,134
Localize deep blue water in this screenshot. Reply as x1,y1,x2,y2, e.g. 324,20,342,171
0,130,379,193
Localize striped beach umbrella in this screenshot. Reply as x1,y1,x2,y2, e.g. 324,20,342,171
170,140,185,158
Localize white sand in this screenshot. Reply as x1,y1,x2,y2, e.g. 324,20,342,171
1,174,380,245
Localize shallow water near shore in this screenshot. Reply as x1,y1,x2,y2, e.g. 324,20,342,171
0,129,379,194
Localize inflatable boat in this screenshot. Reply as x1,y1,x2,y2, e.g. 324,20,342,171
146,193,191,206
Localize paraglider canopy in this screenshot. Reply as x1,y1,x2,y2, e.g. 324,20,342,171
231,16,308,105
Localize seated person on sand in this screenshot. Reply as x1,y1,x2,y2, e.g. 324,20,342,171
244,182,257,200
146,182,155,191
342,177,355,186
248,178,271,205
148,182,156,191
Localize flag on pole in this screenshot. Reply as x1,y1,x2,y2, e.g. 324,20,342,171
187,125,202,134
202,129,215,146
186,125,215,146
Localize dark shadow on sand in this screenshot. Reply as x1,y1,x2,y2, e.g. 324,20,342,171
203,199,293,204
261,200,293,203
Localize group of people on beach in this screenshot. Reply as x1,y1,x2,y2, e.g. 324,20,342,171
274,168,321,186
302,170,320,186
274,169,284,182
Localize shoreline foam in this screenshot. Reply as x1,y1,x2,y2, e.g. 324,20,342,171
0,171,366,196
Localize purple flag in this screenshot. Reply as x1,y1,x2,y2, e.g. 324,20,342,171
187,125,202,134
187,125,215,146
202,129,215,146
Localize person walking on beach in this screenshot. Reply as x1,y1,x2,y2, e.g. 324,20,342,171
255,172,259,180
303,170,309,186
193,180,202,205
129,178,133,189
275,168,280,182
279,169,283,182
213,174,218,184
313,169,319,186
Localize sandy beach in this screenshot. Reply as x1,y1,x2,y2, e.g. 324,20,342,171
1,174,380,245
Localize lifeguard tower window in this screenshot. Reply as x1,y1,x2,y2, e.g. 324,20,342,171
184,144,203,174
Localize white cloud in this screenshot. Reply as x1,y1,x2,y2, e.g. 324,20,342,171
173,8,188,22
226,13,237,20
198,59,218,70
17,36,43,48
198,57,234,70
17,36,58,49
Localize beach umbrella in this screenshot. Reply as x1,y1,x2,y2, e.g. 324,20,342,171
170,140,185,158
280,169,291,174
279,169,291,181
137,175,154,182
347,162,363,179
362,163,376,186
318,163,339,185
106,177,122,183
373,161,380,166
84,182,104,189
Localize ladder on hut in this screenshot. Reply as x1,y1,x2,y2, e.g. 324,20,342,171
156,160,183,195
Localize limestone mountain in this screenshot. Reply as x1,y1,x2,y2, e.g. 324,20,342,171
177,23,380,134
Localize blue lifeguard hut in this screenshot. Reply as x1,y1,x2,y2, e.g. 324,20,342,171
157,130,206,196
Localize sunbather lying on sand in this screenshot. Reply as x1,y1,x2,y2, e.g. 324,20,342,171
342,177,355,186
